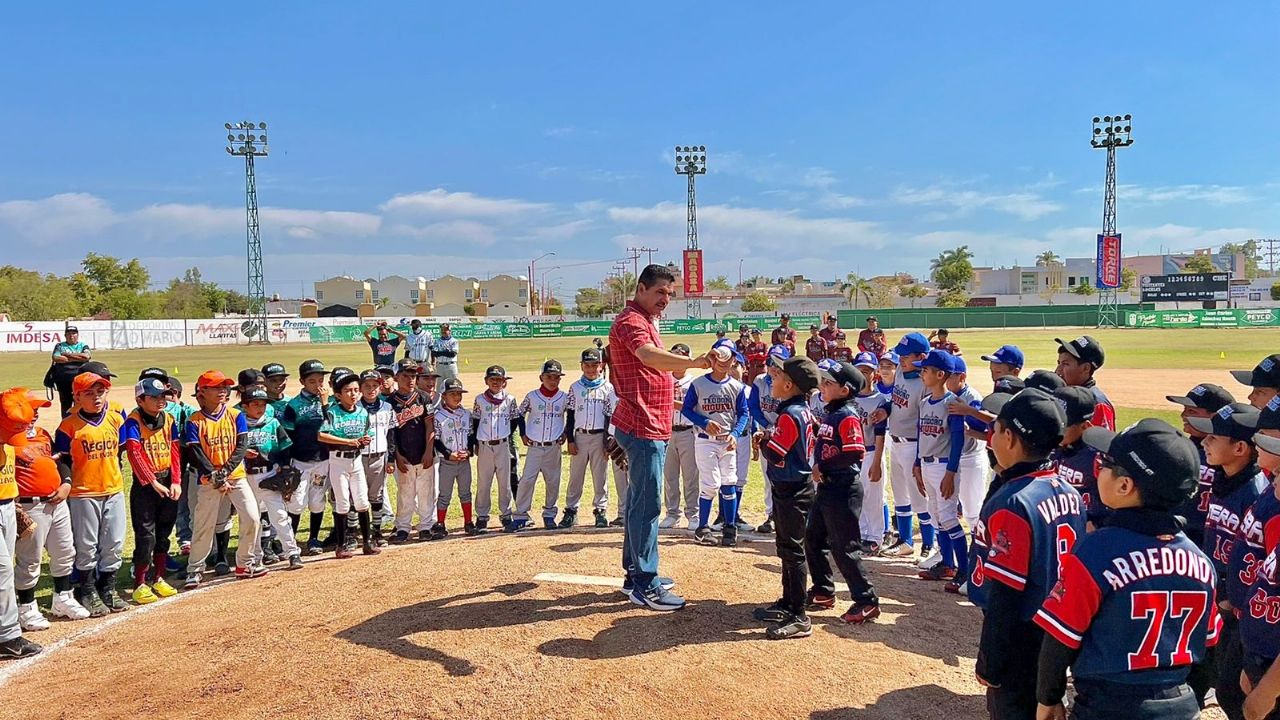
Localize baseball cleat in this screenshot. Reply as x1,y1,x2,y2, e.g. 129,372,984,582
629,586,686,612
372,528,388,547
430,522,448,540
152,578,178,598
694,526,715,545
304,540,324,556
334,547,354,559
734,519,753,533
881,540,914,558
609,516,624,527
392,530,411,544
261,551,280,566
919,564,957,581
805,591,836,611
766,613,813,640
0,636,43,659
165,555,184,573
658,516,679,529
270,538,284,556
558,510,577,528
944,580,966,595
214,561,231,577
861,540,882,556
362,543,381,556
593,510,608,528
504,518,528,534
475,517,490,531
17,602,49,631
80,592,111,618
182,573,202,591
131,585,159,605
287,555,305,570
917,546,941,570
499,515,514,532
755,517,774,534
50,591,90,621
464,522,481,536
543,517,558,530
100,588,129,613
753,602,789,624
720,527,738,547
841,604,881,625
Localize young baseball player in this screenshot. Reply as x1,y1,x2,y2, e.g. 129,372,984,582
1232,353,1280,410
730,352,756,534
980,345,1024,382
804,325,829,362
942,355,988,530
319,369,378,558
882,333,935,562
748,345,790,535
1166,383,1235,550
875,351,898,546
928,328,961,355
772,314,797,354
1050,386,1102,527
240,387,303,571
733,324,751,359
261,363,290,417
358,370,395,547
1237,521,1280,719
234,370,280,561
431,324,461,382
0,392,42,655
806,360,880,624
471,366,520,532
970,388,1085,718
123,378,183,604
279,360,332,555
829,333,854,363
564,348,619,529
753,356,821,639
9,390,87,629
434,378,477,536
389,360,440,542
913,350,968,583
1034,419,1221,720
851,352,889,554
744,329,768,386
660,345,699,530
183,371,261,587
54,371,130,615
1055,335,1116,431
512,360,569,532
683,342,750,547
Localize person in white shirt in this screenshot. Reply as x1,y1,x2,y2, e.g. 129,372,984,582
562,348,618,528
357,370,396,547
404,320,434,366
431,324,461,382
471,365,520,532
660,344,700,529
511,360,570,531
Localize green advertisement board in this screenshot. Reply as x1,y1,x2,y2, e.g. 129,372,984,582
1123,308,1280,329
309,316,821,344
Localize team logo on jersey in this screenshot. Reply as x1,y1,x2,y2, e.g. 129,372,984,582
1046,578,1066,603
991,529,1011,557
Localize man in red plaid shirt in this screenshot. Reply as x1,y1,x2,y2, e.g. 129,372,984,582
609,264,711,612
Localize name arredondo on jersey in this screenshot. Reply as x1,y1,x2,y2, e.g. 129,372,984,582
1098,544,1216,592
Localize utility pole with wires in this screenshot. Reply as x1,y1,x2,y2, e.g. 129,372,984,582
1259,238,1280,276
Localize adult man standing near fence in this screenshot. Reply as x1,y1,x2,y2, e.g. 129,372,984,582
608,264,710,612
771,314,797,355
50,327,92,416
856,317,887,356
363,322,405,367
404,320,434,368
432,324,461,382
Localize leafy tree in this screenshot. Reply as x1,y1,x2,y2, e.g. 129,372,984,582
0,266,82,320
1119,267,1137,292
1182,255,1217,274
899,283,928,308
935,287,969,308
1271,281,1280,301
1036,251,1062,267
706,275,733,292
573,287,618,317
740,291,777,312
1070,278,1096,296
930,245,975,292
1221,240,1262,279
842,273,872,310
867,278,897,309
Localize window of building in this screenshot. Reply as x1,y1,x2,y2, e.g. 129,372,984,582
480,288,489,300
427,289,434,300
1068,277,1076,287
316,290,324,300
410,289,419,303
465,289,474,301
518,287,528,298
372,289,380,300
355,290,365,302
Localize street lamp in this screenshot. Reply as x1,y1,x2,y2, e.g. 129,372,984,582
529,251,556,316
224,121,270,343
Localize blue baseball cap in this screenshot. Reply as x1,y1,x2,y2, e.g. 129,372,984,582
853,351,878,369
767,344,791,360
880,350,900,366
894,332,930,356
951,355,967,373
981,344,1025,369
918,349,956,373
816,358,840,372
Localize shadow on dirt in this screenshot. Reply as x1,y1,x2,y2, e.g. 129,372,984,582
810,684,985,719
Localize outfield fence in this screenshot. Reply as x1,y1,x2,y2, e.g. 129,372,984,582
837,304,1154,330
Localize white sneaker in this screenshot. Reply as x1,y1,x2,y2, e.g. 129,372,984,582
17,602,49,631
658,516,679,529
686,517,700,531
917,548,942,570
50,590,91,620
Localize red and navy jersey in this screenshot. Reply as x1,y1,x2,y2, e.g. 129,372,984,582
1243,544,1280,659
1228,476,1280,609
1172,441,1216,549
968,465,1086,618
762,396,813,484
813,400,865,479
1085,383,1116,431
1204,469,1268,582
1052,443,1102,521
1035,527,1221,685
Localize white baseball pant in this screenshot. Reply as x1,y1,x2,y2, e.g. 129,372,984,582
328,455,370,515
251,472,302,562
695,435,737,499
289,459,331,515
566,432,609,512
475,439,514,520
858,448,886,543
920,460,961,534
889,438,930,545
188,480,260,572
395,460,439,533
958,451,991,533
514,444,563,522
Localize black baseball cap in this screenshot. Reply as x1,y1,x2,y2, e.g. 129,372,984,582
1053,386,1098,426
375,365,395,376
818,360,866,395
992,375,1026,396
809,325,819,331
394,359,421,375
441,378,467,394
166,378,183,397
992,388,1066,452
1084,419,1200,510
299,359,329,377
1187,402,1261,442
1166,384,1235,412
936,328,949,336
65,325,79,333
242,387,270,403
780,313,791,320
670,344,690,357
237,368,266,388
541,360,564,376
261,363,289,378
484,365,510,379
780,356,820,393
581,348,603,363
1231,354,1280,389
1025,369,1066,393
1055,335,1105,368
138,367,169,383
330,368,359,391
81,361,117,379
1260,395,1280,431
359,369,383,384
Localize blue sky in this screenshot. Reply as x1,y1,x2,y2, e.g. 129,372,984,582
2,2,1277,298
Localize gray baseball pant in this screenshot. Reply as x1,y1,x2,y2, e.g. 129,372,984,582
15,499,75,590
68,493,126,573
0,502,19,642
188,481,261,573
395,460,439,532
475,440,513,520
663,428,699,521
437,458,473,509
514,444,562,522
435,362,459,382
362,454,387,506
565,432,608,512
252,473,301,562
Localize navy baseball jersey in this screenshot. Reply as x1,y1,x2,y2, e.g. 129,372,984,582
1052,443,1102,519
1228,479,1280,609
1171,442,1216,549
814,399,865,479
1204,471,1268,581
969,465,1086,618
1087,384,1117,432
1036,527,1221,684
1243,544,1280,659
763,397,814,484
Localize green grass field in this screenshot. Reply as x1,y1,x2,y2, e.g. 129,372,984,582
7,326,1270,600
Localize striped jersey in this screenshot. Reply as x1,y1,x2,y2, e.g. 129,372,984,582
185,406,249,481
888,372,924,440
434,405,472,454
55,408,129,496
520,389,569,443
682,373,749,437
472,392,518,442
123,409,179,478
359,397,395,455
568,378,617,432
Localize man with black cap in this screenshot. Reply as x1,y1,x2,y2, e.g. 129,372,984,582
856,316,885,356
1232,353,1280,410
1034,419,1220,720
970,389,1085,719
1166,383,1236,549
49,326,92,416
1054,335,1115,431
771,314,796,355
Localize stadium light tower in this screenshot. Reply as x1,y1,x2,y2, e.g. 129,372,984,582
675,145,707,318
225,121,270,343
1091,114,1132,329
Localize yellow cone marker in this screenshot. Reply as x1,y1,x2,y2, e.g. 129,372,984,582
1220,352,1226,359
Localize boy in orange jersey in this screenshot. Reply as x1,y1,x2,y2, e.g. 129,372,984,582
53,372,130,617
183,371,262,588
122,378,182,605
0,390,47,658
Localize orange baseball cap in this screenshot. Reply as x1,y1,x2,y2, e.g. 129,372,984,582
24,392,51,409
0,388,37,446
195,370,235,390
72,372,112,395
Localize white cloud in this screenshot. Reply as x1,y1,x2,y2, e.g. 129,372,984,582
1121,184,1253,205
544,127,576,138
379,188,549,217
386,219,498,246
530,219,593,240
0,193,118,244
891,185,1062,221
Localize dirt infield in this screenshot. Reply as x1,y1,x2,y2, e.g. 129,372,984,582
0,528,988,720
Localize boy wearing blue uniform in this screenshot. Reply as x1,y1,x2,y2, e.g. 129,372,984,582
1035,420,1222,720
1050,387,1102,526
853,352,889,553
971,389,1085,720
914,350,968,583
683,342,750,547
1242,421,1280,720
883,333,936,563
753,356,820,640
805,360,880,625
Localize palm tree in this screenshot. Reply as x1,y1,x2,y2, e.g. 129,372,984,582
929,245,975,282
1036,251,1062,267
842,272,872,310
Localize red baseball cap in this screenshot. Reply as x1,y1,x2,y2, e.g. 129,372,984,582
0,388,37,446
71,372,112,395
195,370,235,390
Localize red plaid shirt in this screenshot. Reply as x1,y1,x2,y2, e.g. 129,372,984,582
608,301,675,440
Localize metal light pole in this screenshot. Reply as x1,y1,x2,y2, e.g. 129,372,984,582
1092,114,1132,328
675,145,707,318
529,251,555,316
225,121,270,343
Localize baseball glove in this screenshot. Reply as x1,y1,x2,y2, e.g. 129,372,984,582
604,435,629,471
14,506,35,541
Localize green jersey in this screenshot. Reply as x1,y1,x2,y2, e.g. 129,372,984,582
321,402,371,441
164,401,193,437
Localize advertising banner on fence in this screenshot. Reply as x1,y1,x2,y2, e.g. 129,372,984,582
307,316,826,344
1096,234,1121,289
1125,308,1280,328
1140,273,1230,302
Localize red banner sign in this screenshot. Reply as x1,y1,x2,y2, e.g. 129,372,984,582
1096,234,1121,289
683,249,704,296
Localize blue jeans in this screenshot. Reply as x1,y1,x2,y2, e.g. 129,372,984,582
616,428,668,592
